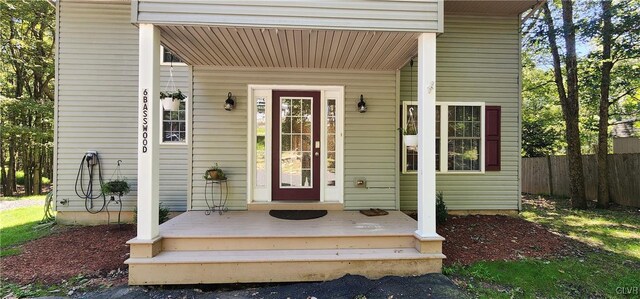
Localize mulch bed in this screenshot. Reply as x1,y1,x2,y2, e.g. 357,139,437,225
0,224,135,284
1,213,575,285
437,215,573,266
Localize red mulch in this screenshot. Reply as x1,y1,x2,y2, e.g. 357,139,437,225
0,225,135,284
1,214,574,285
437,215,572,266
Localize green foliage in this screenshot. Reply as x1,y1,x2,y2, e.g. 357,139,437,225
0,205,54,257
160,89,187,100
100,180,130,195
133,202,171,225
0,170,50,185
203,163,226,180
522,118,561,157
521,1,640,155
436,191,447,225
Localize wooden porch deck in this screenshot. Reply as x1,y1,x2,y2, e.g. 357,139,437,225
126,211,444,285
160,210,418,238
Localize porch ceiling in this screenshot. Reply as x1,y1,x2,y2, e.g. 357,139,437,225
159,26,419,70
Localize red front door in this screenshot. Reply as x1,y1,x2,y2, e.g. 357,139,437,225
272,90,321,200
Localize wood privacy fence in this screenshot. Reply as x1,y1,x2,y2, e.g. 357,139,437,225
522,154,640,208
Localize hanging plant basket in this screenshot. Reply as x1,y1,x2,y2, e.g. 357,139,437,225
160,90,187,112
160,67,187,112
404,134,418,148
161,97,181,111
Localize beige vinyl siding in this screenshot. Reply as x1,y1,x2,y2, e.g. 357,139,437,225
191,68,397,210
135,0,442,32
399,16,521,211
159,64,190,211
55,0,189,212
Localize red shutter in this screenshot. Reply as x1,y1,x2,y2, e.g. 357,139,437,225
485,106,501,171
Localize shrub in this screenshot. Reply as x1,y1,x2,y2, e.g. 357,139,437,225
134,203,171,224
436,191,447,224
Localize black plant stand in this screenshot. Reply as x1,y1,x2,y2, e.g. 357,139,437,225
204,179,228,215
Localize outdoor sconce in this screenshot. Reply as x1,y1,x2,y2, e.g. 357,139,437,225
224,92,235,111
357,94,367,113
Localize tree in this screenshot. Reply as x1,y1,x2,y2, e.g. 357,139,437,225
541,0,587,209
596,0,613,208
0,0,55,195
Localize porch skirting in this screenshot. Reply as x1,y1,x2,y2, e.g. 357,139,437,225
126,211,444,285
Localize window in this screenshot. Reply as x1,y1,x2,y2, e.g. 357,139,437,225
402,102,485,173
161,46,185,65
162,101,187,143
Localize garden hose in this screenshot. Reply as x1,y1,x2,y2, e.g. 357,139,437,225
74,152,106,214
40,191,56,223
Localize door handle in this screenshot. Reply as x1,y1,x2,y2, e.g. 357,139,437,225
315,152,319,157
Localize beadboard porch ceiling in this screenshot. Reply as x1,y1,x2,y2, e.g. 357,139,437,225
159,26,420,70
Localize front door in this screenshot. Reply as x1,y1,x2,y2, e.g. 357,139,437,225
272,90,321,200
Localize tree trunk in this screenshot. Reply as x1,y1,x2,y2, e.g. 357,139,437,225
596,0,613,209
8,140,17,194
543,1,587,209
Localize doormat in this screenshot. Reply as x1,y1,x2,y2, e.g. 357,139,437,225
360,208,389,216
269,210,328,220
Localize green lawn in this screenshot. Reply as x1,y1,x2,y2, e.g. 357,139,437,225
0,197,53,257
446,196,640,298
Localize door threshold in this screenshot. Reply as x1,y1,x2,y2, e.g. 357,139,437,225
247,201,344,211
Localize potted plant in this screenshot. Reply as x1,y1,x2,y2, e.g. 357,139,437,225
204,163,227,180
160,89,187,111
101,179,131,196
403,125,418,148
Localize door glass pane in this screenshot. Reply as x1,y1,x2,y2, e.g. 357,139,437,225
256,97,266,187
281,97,313,188
326,99,336,186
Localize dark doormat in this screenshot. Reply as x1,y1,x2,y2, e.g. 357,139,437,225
269,210,328,220
360,208,389,216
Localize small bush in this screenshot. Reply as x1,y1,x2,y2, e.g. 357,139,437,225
134,203,171,224
436,191,447,224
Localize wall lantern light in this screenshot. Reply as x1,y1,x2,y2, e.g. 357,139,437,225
357,94,367,113
224,92,235,111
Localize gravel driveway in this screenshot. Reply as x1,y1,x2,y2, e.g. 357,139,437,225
0,199,44,211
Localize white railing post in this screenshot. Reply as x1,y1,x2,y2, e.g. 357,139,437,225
137,24,161,240
416,33,438,238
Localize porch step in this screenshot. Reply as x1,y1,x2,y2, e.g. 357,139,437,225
126,248,445,285
161,234,418,251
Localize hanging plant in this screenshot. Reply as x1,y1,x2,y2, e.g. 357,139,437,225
101,179,130,195
160,66,187,111
160,89,186,111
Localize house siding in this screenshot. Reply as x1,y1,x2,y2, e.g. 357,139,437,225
191,67,398,210
399,16,521,211
135,0,442,32
55,0,189,212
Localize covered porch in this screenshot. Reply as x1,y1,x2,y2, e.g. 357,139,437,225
131,9,441,283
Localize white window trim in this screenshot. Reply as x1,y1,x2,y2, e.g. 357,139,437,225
247,85,344,203
160,46,187,66
402,101,485,174
159,98,188,145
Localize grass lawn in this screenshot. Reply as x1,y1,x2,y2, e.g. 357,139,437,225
446,196,640,298
0,196,53,257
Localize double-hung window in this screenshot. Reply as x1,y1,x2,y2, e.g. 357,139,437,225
401,102,487,173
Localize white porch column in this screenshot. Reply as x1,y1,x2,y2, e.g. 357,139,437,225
416,33,439,238
137,24,161,240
